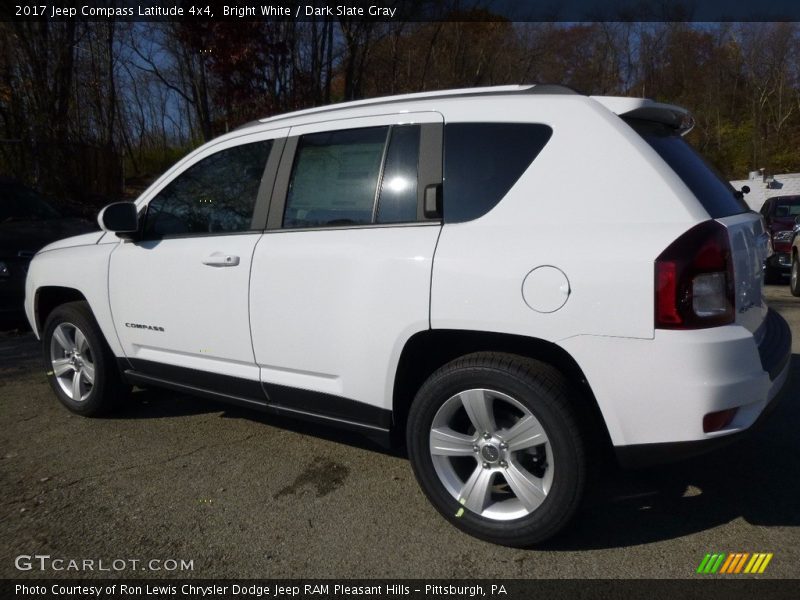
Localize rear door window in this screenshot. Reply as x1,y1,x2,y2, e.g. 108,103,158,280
283,125,422,228
625,119,749,219
443,123,552,223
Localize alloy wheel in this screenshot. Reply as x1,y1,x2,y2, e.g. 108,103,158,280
428,388,554,521
49,322,96,402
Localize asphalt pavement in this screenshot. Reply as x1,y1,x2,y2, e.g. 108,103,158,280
1,285,798,579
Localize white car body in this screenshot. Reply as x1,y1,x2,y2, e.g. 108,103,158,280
26,84,791,467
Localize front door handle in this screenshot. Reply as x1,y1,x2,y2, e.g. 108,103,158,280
202,252,240,267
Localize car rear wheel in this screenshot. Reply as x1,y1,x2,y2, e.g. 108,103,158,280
791,254,800,297
406,352,585,547
43,301,129,416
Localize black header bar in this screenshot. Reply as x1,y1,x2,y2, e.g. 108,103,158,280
3,0,800,22
4,579,800,600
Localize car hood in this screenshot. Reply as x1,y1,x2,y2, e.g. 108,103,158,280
0,218,97,258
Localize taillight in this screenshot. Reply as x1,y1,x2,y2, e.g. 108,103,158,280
655,220,735,329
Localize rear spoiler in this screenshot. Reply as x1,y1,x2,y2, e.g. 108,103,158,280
590,96,695,136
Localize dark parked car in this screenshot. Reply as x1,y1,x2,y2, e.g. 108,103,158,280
1,180,94,323
791,216,800,296
759,195,800,282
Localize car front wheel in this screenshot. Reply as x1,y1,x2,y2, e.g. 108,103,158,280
406,352,586,547
42,301,129,416
791,254,800,297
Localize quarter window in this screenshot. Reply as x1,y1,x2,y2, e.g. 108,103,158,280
283,125,422,228
143,140,272,238
443,123,553,223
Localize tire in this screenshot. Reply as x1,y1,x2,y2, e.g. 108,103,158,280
42,301,129,416
791,254,800,297
406,352,586,547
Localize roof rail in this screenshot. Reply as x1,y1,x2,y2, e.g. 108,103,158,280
524,84,581,95
234,119,262,131
240,84,583,129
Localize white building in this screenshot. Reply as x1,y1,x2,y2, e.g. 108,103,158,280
730,171,800,212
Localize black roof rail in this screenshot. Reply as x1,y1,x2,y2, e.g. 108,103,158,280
523,84,583,95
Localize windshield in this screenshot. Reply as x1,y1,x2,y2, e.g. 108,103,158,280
624,118,749,219
774,198,800,218
0,185,62,222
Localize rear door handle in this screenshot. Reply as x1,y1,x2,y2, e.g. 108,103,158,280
202,252,240,267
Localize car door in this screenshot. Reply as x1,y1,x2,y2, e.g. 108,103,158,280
249,113,443,431
109,129,287,394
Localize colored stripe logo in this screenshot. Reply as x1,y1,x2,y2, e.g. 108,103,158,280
697,552,773,574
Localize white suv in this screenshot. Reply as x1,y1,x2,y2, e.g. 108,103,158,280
24,85,792,546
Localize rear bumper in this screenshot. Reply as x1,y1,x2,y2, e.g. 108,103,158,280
765,252,791,272
613,309,792,468
757,308,792,379
0,267,26,315
560,310,792,456
0,289,26,319
615,374,788,468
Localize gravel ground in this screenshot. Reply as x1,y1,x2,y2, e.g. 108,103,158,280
1,285,798,580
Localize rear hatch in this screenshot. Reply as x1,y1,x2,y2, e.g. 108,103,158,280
594,96,769,336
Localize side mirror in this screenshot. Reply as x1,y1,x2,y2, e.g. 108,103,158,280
98,202,139,239
734,185,751,201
